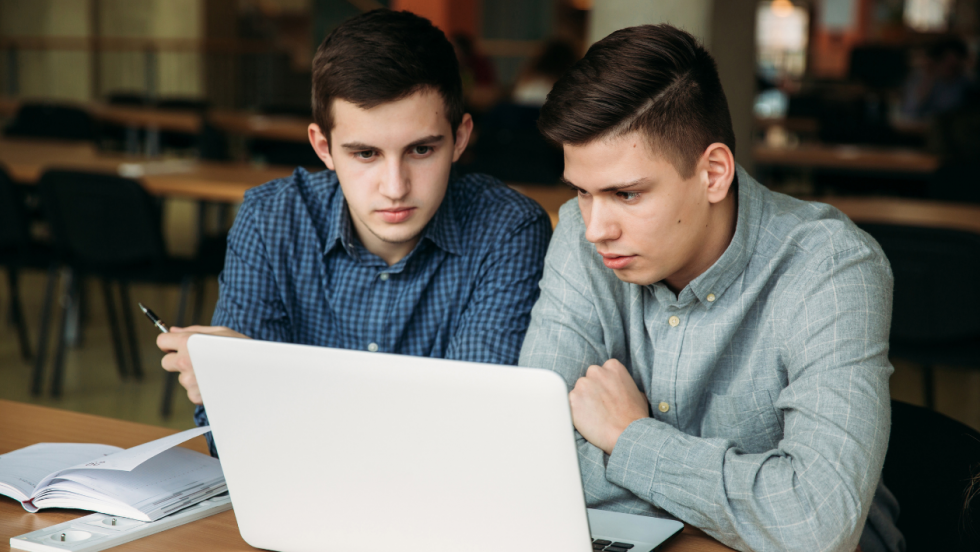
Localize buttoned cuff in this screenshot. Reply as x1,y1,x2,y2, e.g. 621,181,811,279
605,417,671,499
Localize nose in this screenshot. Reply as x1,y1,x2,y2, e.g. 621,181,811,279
379,157,410,201
582,197,620,244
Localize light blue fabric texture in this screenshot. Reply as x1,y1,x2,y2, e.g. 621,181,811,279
519,167,904,552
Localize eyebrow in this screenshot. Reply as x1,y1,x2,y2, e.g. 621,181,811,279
340,134,444,151
560,176,652,193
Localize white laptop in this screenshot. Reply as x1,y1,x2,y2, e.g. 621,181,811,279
189,336,684,552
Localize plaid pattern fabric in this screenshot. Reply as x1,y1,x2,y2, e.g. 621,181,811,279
195,168,552,450
519,168,903,552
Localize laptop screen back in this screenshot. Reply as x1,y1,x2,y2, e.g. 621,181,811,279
189,336,593,552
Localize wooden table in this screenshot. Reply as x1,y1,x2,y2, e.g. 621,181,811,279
0,400,733,551
0,138,294,203
0,97,19,118
813,196,980,234
0,99,308,142
753,143,940,174
509,183,575,228
90,105,203,134
208,109,310,142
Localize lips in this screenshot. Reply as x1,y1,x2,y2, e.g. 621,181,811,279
377,207,416,224
599,252,635,270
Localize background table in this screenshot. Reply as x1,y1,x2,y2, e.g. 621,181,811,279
0,400,733,551
753,143,940,174
0,138,294,203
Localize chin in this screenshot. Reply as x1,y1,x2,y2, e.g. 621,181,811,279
375,226,424,245
611,267,660,287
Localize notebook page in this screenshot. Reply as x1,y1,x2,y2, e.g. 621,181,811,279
33,447,225,520
33,426,212,491
0,444,121,501
72,426,212,472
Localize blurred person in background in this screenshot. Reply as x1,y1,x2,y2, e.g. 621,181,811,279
452,33,500,113
902,37,974,119
512,39,578,107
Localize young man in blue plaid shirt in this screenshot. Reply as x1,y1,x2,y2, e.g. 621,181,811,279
156,10,551,451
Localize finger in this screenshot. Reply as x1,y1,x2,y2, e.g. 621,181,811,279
584,364,603,379
160,352,180,372
157,331,188,350
178,370,196,388
169,325,206,333
186,389,203,406
602,358,626,371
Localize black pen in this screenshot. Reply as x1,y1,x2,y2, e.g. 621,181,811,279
138,303,169,334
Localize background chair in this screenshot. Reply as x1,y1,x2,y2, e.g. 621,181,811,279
3,103,97,142
458,102,563,185
883,400,980,551
858,222,980,409
36,170,214,398
0,166,52,363
928,162,980,204
820,196,980,410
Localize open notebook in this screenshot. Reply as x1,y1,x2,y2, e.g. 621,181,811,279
0,426,225,521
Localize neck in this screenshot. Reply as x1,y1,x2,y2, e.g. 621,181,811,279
365,236,418,266
348,211,420,267
664,190,738,295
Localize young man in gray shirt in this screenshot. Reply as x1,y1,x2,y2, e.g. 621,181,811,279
519,25,903,552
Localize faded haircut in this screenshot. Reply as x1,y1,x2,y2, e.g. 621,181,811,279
538,24,735,178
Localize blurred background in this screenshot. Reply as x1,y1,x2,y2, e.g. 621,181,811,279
0,0,978,434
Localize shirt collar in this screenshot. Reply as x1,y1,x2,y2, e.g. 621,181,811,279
418,186,464,256
683,165,764,308
324,185,354,257
322,178,465,259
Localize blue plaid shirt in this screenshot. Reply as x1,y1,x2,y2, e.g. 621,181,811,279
195,167,552,451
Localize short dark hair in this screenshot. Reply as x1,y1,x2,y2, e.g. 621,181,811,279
311,10,464,145
538,24,735,178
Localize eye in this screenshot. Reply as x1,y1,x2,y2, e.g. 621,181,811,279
354,150,375,160
413,145,432,155
617,191,640,201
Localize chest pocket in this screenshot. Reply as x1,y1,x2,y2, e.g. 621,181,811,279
700,389,783,453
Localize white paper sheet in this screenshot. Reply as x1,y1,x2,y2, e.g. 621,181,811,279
0,444,120,501
30,447,225,520
69,426,212,472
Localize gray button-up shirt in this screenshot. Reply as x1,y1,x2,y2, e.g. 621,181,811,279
519,168,903,552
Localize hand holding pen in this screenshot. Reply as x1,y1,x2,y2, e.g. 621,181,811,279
140,302,250,406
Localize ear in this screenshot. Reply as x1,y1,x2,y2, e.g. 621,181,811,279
308,123,335,171
451,113,474,163
700,143,735,205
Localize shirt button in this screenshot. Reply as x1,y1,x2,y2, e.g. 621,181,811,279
658,401,670,413
379,273,389,281
668,316,680,327
706,293,716,302
367,342,379,352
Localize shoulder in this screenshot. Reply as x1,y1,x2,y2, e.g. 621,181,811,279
229,168,340,253
240,167,339,218
757,187,889,270
752,187,893,304
448,172,550,235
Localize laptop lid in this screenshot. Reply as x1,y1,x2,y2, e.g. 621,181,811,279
189,335,593,552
